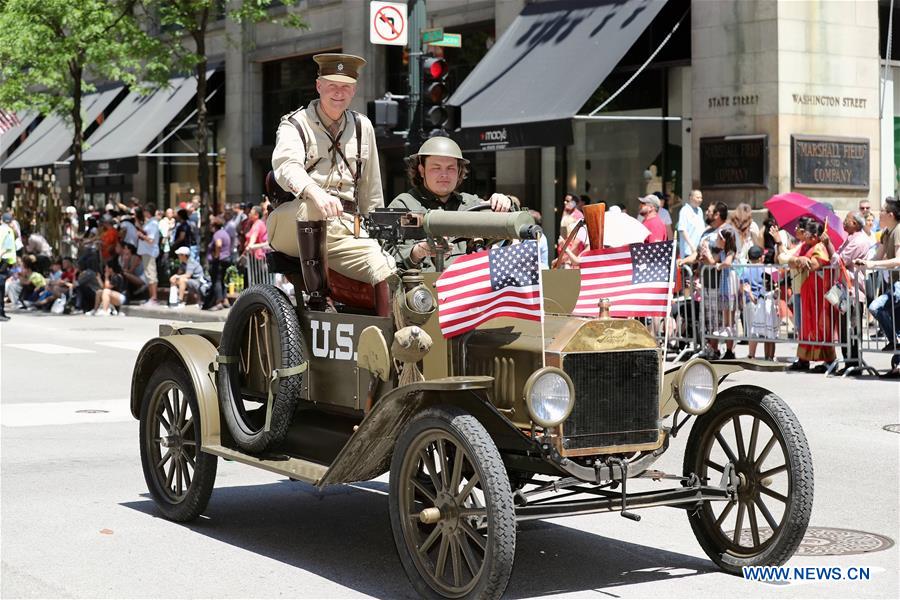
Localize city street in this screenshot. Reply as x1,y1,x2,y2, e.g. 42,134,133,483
1,312,898,599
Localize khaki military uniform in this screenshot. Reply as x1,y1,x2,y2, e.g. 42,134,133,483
269,99,395,285
388,188,485,271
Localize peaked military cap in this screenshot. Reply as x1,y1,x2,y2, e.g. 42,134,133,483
314,53,366,84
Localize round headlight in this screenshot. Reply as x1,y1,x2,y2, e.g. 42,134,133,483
407,286,434,313
524,367,575,428
675,359,717,415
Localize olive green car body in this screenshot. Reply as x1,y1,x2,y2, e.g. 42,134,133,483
130,268,780,488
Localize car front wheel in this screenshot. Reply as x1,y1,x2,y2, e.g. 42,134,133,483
683,385,813,573
389,407,515,599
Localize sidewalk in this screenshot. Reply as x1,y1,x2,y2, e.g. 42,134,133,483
120,302,229,323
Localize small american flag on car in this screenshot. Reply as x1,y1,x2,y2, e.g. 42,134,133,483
574,240,675,318
436,241,543,338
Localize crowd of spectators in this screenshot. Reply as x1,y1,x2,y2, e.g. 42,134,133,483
0,195,271,319
544,188,899,377
674,195,900,377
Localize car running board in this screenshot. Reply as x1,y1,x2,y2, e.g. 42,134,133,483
203,444,328,485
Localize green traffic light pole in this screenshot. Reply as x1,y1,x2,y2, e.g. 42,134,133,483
406,0,426,154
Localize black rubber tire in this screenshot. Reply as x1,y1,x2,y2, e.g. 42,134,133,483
389,406,516,600
140,361,218,522
683,385,814,574
217,284,304,453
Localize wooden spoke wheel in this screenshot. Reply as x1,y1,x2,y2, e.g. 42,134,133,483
684,385,813,573
140,362,217,522
389,408,515,600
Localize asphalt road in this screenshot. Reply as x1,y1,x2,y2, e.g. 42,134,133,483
1,312,898,599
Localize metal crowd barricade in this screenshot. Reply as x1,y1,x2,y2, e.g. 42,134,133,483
245,250,274,287
651,261,897,375
657,264,703,361
853,266,900,367
694,263,854,373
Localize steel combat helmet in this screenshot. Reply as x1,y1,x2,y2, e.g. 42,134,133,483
410,136,469,164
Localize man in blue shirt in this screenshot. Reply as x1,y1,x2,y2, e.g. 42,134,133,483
137,204,161,305
169,246,209,308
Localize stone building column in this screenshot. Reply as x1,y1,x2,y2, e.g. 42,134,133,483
691,0,880,211
224,3,261,207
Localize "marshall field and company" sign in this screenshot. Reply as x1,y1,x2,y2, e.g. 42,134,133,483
792,135,869,190
699,135,768,188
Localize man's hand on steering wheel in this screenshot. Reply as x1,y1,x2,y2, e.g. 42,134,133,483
488,193,512,213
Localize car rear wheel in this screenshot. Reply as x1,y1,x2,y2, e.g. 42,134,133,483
389,407,515,600
683,385,813,573
140,361,217,522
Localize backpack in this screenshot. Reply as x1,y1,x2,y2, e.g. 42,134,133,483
266,107,363,206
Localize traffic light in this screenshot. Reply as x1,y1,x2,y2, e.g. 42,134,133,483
422,55,451,135
368,93,408,132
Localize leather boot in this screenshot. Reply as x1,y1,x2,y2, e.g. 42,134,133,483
297,220,329,311
374,280,392,318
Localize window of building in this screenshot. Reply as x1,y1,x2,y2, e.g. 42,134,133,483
572,1,690,212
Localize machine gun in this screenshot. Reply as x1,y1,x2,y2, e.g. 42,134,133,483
359,207,544,271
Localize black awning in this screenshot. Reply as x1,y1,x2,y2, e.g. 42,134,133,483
448,0,666,150
78,72,212,173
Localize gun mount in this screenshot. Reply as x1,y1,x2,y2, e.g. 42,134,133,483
366,208,541,246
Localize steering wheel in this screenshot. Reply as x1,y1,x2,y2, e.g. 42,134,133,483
463,202,493,212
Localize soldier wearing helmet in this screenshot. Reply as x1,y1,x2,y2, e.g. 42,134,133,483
388,137,518,270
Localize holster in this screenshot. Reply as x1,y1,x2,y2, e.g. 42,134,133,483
296,220,329,311
374,280,391,318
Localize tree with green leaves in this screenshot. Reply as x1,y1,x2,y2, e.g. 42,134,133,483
0,0,169,207
152,0,305,217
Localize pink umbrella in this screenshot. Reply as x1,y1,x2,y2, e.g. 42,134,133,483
764,192,847,246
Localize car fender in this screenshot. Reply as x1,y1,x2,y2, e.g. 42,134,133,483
317,376,533,487
130,334,221,446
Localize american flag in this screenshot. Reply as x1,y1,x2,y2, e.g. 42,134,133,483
0,109,20,134
436,241,543,338
574,240,675,318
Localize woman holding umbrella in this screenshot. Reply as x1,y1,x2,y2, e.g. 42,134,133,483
783,220,837,372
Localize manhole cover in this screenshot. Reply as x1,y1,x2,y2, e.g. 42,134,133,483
728,527,893,556
884,424,900,434
76,409,110,414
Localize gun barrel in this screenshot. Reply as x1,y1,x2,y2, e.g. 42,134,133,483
424,210,537,240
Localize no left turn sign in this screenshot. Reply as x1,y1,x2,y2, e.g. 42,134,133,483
370,1,407,46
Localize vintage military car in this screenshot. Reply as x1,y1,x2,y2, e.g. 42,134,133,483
131,209,813,599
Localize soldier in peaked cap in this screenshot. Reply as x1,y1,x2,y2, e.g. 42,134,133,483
269,53,395,315
388,136,519,271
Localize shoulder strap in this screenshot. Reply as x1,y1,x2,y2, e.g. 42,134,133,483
351,111,363,207
287,109,326,174
288,115,307,151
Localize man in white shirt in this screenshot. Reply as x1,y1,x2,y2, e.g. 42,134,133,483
676,189,705,258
